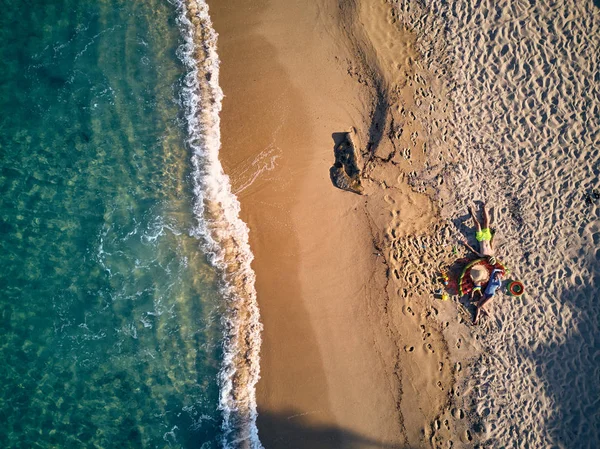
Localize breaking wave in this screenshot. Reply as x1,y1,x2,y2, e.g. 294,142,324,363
174,1,264,447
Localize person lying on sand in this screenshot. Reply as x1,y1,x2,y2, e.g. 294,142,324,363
469,264,488,301
461,202,496,263
473,269,504,324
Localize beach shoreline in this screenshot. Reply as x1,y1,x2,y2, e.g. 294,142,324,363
208,0,476,447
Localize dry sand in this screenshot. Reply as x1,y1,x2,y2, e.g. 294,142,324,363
396,1,600,448
202,0,600,446
207,0,485,447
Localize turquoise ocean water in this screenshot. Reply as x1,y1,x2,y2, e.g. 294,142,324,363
0,1,240,447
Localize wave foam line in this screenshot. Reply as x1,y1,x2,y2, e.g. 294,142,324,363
174,1,263,448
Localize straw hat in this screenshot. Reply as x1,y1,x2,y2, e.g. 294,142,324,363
470,265,489,283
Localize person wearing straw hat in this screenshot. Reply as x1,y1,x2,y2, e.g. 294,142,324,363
461,202,496,266
469,264,489,301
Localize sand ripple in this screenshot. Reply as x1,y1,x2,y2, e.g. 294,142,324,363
398,0,600,447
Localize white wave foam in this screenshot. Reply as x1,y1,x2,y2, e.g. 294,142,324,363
174,1,264,448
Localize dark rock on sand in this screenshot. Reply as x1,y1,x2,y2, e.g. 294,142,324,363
330,129,363,194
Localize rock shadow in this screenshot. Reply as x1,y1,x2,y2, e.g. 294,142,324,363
366,83,389,156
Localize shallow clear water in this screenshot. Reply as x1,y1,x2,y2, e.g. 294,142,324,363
0,1,225,447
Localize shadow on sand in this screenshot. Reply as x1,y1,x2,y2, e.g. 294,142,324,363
450,200,599,447
257,409,411,449
454,204,600,446
528,256,600,447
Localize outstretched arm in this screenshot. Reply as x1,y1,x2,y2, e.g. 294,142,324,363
460,239,484,257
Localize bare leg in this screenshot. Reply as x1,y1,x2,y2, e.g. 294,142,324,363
473,306,480,325
470,289,482,302
477,294,496,311
482,203,491,229
474,291,498,324
468,204,482,232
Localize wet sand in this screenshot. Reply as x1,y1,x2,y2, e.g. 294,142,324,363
203,0,600,446
209,0,476,447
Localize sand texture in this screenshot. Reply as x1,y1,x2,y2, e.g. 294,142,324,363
207,0,474,446
208,0,600,447
395,0,600,447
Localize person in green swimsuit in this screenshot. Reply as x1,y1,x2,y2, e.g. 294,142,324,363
461,203,496,262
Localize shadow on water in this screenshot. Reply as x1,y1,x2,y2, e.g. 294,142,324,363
338,0,389,157
257,409,411,449
330,132,361,178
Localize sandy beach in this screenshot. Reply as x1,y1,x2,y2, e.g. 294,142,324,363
208,0,600,447
2,0,597,447
208,0,474,447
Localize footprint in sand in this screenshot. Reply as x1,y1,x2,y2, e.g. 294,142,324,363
426,306,439,317
402,305,415,317
410,131,419,146
393,126,403,139
451,408,465,420
383,193,395,205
